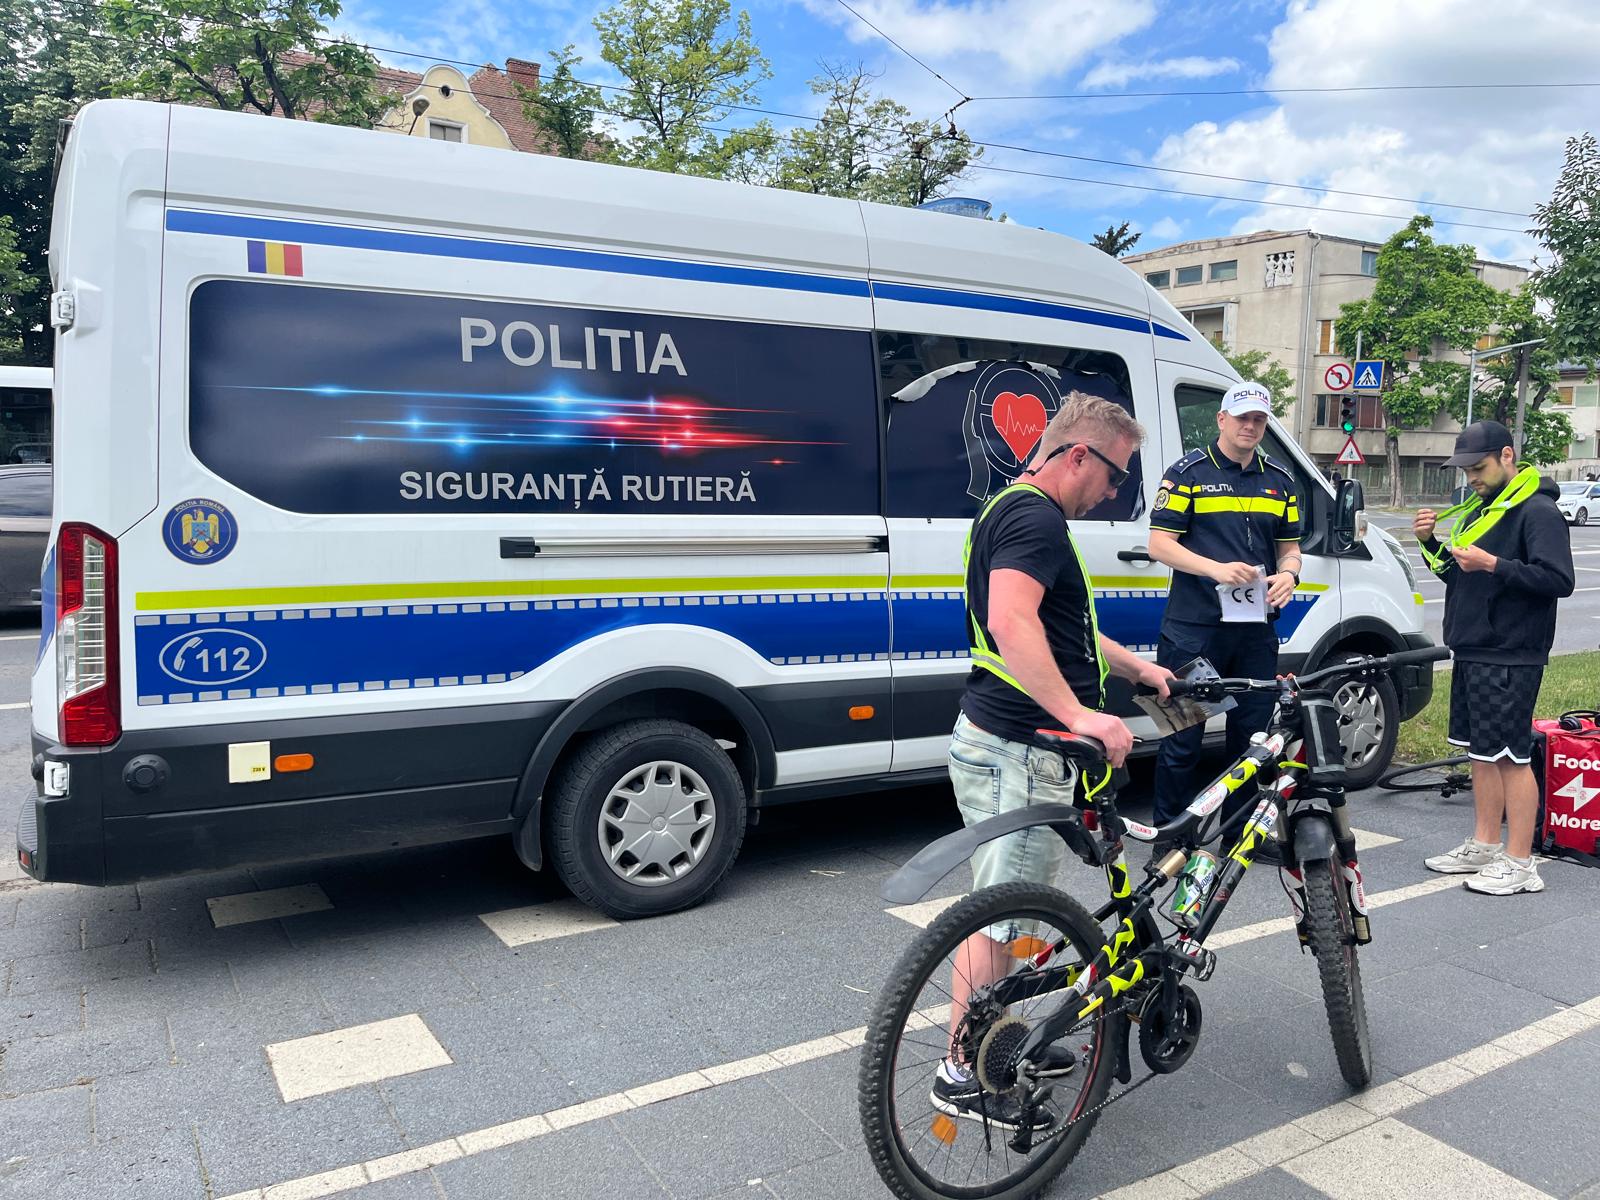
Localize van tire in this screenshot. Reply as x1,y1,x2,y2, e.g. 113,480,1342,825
1331,655,1399,790
546,718,748,919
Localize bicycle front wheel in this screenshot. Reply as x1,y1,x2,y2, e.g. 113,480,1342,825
1301,856,1373,1088
1376,756,1472,794
858,882,1118,1200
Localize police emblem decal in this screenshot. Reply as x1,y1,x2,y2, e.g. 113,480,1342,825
163,499,238,564
1152,488,1170,512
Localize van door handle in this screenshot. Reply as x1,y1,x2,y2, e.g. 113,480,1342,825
1117,548,1153,563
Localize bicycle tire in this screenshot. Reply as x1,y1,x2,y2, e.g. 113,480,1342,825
858,882,1118,1200
1376,755,1472,794
1301,856,1373,1088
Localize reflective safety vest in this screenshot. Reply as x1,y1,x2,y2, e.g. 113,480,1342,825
1419,464,1542,576
962,482,1110,706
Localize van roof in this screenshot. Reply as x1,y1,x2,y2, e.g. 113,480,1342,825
118,100,1169,333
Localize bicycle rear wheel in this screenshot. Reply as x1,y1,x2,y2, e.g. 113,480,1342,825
1376,755,1472,794
858,882,1117,1200
1301,855,1373,1088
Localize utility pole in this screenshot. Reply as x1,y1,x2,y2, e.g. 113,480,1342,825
1513,345,1532,458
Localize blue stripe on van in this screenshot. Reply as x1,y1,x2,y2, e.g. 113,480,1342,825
166,209,871,298
164,209,1188,341
870,281,1185,341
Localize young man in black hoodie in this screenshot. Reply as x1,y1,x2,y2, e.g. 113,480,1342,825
1414,420,1574,895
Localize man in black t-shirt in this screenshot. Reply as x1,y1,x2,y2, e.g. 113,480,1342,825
934,393,1173,1131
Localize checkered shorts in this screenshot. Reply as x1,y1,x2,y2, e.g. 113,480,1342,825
1448,660,1544,763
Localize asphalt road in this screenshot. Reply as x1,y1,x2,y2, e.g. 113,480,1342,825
4,608,1600,1200
1369,513,1600,659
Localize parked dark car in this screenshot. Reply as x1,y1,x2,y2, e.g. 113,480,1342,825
0,465,50,605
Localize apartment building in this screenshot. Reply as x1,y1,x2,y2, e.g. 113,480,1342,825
1122,231,1529,494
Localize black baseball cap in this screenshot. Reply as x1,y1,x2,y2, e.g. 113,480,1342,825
1441,420,1514,468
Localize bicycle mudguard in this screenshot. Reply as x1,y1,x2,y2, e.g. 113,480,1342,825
880,803,1086,904
1291,811,1337,863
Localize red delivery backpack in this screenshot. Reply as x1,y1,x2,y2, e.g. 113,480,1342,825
1533,711,1600,868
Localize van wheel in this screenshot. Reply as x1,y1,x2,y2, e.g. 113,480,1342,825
1331,655,1399,790
546,719,748,919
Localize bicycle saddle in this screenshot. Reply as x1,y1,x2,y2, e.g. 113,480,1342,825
1032,729,1108,767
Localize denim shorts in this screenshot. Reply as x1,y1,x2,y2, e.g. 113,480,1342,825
949,713,1081,940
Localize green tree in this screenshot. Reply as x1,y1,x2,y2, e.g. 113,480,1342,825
104,0,389,126
1531,131,1599,376
519,45,603,159
1336,215,1501,505
593,0,774,178
1439,285,1571,467
1089,221,1141,257
774,63,977,206
1,0,148,365
1221,347,1295,418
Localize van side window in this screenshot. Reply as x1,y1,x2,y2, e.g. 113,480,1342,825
1174,383,1318,544
0,470,50,517
882,331,1142,521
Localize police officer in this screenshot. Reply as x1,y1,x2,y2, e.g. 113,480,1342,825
1146,382,1302,827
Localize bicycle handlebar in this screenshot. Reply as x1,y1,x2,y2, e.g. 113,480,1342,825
1163,644,1450,699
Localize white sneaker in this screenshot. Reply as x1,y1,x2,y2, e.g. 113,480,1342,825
1424,838,1504,875
1464,855,1545,896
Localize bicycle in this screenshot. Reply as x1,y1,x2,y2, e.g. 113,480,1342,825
856,645,1449,1200
1377,755,1473,798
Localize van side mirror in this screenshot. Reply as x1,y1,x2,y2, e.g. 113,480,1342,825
1331,477,1365,554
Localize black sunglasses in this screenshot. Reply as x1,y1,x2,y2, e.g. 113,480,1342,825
1028,442,1131,488
1082,443,1131,488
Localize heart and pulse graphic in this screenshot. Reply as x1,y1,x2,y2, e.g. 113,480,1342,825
991,391,1048,462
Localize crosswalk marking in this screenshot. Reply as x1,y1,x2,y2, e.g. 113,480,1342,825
265,1014,453,1103
478,898,619,947
206,883,332,928
1284,1119,1555,1200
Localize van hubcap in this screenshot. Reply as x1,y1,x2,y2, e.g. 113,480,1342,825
598,761,717,887
1333,681,1386,768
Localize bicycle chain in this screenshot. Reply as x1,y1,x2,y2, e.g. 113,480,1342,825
1021,994,1164,1141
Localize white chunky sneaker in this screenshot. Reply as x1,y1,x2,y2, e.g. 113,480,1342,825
1464,855,1545,896
1424,838,1504,875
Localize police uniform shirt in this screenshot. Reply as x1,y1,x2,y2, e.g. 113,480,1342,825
961,489,1104,744
1149,442,1302,623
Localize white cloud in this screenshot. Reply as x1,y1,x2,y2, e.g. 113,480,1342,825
1081,55,1241,91
1149,0,1597,264
798,0,1159,84
1145,215,1184,241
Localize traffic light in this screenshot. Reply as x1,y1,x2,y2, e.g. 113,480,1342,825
1340,396,1356,434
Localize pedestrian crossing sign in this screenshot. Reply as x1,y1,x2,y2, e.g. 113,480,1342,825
1353,360,1384,390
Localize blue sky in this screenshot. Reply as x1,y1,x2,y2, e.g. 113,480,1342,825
330,0,1596,268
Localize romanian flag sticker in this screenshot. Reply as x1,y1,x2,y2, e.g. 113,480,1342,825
246,240,304,276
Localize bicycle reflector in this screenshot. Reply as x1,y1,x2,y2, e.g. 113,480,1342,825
57,522,121,746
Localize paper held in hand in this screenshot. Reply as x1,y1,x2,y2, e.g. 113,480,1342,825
1133,656,1237,739
1216,567,1269,624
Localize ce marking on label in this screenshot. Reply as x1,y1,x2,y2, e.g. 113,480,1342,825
159,628,268,687
1229,586,1258,603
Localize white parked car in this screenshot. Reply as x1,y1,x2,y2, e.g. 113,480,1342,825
1557,481,1600,525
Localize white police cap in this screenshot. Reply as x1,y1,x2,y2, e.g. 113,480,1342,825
1221,382,1271,416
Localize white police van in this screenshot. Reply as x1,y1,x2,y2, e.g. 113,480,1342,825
21,100,1433,916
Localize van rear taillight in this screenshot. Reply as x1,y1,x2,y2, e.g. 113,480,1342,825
57,523,120,746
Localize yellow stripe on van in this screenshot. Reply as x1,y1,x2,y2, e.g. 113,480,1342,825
134,574,891,612
265,241,285,275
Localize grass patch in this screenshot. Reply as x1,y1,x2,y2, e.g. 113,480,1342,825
1395,650,1600,764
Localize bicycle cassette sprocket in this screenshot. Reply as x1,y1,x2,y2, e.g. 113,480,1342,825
975,1013,1031,1092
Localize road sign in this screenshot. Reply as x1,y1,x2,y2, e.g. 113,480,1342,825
1353,360,1384,390
1324,362,1353,391
1335,436,1366,465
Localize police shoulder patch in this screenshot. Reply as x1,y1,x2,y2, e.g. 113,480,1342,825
1152,488,1171,512
1262,454,1296,481
1167,448,1207,476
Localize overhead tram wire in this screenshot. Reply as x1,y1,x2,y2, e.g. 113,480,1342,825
829,0,968,103
64,0,1542,231
969,81,1600,102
